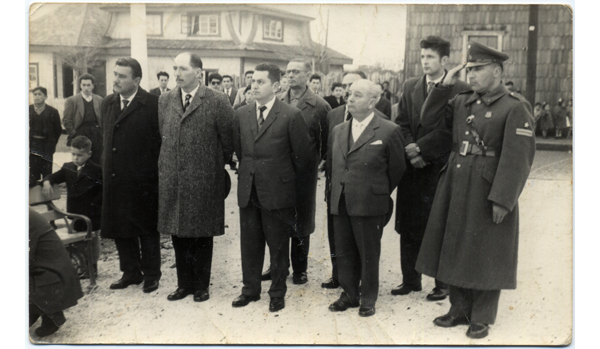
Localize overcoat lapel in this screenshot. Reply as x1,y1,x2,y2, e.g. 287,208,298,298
115,88,148,125
170,88,185,117
348,116,379,155
76,95,85,120
336,121,350,160
411,75,426,118
182,85,206,121
246,103,258,138
255,100,279,141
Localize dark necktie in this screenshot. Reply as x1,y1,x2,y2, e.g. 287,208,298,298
183,94,191,111
258,105,267,131
345,110,352,121
427,81,435,95
122,99,129,111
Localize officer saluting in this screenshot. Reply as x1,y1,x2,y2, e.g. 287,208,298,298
415,41,536,339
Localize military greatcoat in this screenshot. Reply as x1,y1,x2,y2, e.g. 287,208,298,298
416,83,535,290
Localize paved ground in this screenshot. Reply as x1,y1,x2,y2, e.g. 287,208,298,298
28,147,573,347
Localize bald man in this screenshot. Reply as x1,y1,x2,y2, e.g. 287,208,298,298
327,79,406,317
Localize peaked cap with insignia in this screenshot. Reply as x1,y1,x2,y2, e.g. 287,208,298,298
466,40,510,68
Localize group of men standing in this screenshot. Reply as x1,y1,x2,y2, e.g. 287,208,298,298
29,34,535,340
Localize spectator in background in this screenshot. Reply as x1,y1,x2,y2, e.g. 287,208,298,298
553,98,568,138
539,103,554,138
279,72,289,94
233,70,254,106
29,208,84,337
504,81,515,92
208,73,224,92
62,73,104,165
149,71,171,96
29,86,62,187
533,102,543,134
375,83,392,119
234,85,254,111
309,74,322,96
382,81,392,101
222,75,237,106
324,82,345,109
566,98,573,138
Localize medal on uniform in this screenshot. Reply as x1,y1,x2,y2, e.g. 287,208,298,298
485,111,492,118
466,115,475,124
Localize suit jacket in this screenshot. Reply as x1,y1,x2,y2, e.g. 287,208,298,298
157,85,234,238
224,86,238,106
324,95,345,110
44,160,103,231
233,87,248,107
100,88,161,239
149,87,171,96
234,98,311,211
394,74,470,236
375,96,392,119
62,93,103,138
330,114,405,216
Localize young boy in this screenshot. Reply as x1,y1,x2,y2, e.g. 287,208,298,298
43,135,102,279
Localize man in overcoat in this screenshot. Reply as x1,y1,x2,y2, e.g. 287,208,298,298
101,57,162,293
158,52,234,302
393,36,470,301
266,59,330,285
62,73,104,164
328,79,405,317
416,41,536,339
232,63,311,312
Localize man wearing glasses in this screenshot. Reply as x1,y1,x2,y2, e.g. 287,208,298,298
208,72,224,92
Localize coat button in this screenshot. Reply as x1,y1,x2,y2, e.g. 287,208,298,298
112,173,116,178
465,131,469,135
345,168,349,172
112,148,117,152
115,124,120,128
477,100,481,104
456,164,461,168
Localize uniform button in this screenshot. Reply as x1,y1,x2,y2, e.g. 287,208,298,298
456,164,461,168
465,131,469,135
112,173,116,178
477,100,481,104
112,148,117,152
345,168,349,172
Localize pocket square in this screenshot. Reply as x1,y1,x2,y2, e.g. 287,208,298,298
370,140,383,145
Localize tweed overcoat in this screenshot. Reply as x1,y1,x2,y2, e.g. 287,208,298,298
157,85,234,238
100,88,161,239
29,208,83,315
415,83,535,290
394,75,470,238
280,87,331,236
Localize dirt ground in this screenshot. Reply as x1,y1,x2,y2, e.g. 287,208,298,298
28,151,573,346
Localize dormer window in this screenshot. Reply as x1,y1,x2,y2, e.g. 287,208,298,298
146,13,163,36
181,13,220,36
263,17,283,41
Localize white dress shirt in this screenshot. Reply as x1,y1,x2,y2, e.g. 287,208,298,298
351,111,375,142
181,83,200,106
256,96,277,122
120,89,138,110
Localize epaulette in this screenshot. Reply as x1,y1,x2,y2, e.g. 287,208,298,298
507,91,526,101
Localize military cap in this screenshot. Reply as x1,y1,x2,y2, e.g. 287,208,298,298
466,40,509,68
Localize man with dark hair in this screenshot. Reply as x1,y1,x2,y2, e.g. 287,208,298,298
416,41,535,339
382,81,393,101
29,86,62,187
101,57,162,294
150,71,171,96
375,83,392,119
159,52,234,303
309,73,322,96
222,75,237,106
324,82,345,109
233,70,254,106
208,72,224,92
232,62,311,312
263,59,330,286
392,35,470,302
504,81,515,92
62,73,104,164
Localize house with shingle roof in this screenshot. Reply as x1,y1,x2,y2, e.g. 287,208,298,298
29,3,352,113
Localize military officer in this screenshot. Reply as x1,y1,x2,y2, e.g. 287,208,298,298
415,41,536,339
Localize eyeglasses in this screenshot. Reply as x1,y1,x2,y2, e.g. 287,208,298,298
285,69,304,75
211,81,221,85
341,83,352,89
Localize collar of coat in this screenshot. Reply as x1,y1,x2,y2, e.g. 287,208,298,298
168,84,208,117
280,85,318,109
465,82,508,106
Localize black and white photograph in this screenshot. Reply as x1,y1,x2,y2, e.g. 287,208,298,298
19,1,580,347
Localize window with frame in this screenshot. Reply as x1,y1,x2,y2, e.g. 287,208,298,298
181,13,220,36
147,13,163,36
263,17,283,41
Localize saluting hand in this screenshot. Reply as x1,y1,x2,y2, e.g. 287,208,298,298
442,62,467,86
492,202,509,224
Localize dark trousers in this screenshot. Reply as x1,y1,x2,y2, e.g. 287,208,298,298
114,235,161,281
400,233,446,289
172,235,213,291
448,285,501,324
240,185,292,298
326,208,338,280
291,236,310,274
333,194,385,308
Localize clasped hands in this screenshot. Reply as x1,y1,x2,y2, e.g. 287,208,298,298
405,143,427,169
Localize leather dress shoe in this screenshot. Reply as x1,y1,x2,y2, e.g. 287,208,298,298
194,290,210,302
34,317,60,337
110,275,143,290
466,323,489,339
391,283,422,296
143,280,159,293
232,294,260,307
269,297,285,312
358,306,376,317
329,293,360,312
293,272,308,285
321,278,340,289
433,313,470,328
261,269,272,281
167,288,194,301
426,287,449,301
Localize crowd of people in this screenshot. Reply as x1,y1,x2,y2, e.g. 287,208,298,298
29,36,538,340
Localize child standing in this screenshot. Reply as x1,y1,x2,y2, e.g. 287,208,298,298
42,135,102,278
